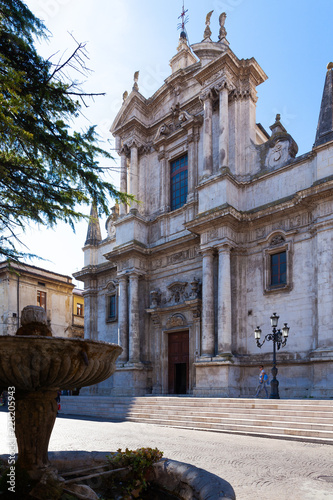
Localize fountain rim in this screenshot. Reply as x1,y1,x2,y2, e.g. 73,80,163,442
0,335,122,349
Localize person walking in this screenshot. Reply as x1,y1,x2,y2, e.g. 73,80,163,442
255,365,269,398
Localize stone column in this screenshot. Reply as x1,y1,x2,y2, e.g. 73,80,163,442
119,150,128,216
158,149,169,213
118,275,128,362
200,90,213,176
186,129,199,202
201,248,215,356
217,84,229,167
128,272,140,363
129,143,139,212
83,289,98,341
217,244,232,355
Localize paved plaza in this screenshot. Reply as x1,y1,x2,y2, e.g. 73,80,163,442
0,409,332,499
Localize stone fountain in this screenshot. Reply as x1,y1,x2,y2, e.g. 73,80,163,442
0,305,236,499
0,305,122,480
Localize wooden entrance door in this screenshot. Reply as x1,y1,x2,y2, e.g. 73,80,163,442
168,331,189,394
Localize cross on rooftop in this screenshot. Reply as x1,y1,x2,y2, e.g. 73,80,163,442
178,1,188,31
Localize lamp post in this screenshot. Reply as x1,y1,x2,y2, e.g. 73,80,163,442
254,313,289,399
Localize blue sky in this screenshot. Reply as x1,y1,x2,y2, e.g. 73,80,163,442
21,0,333,281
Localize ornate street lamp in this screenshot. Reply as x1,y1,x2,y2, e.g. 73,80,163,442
254,313,289,399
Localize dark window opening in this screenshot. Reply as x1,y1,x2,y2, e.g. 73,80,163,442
271,251,287,286
107,294,117,320
170,154,188,211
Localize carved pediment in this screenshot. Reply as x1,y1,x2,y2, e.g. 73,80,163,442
111,91,149,136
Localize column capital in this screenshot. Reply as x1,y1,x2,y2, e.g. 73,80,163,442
117,274,129,284
199,89,213,103
216,242,233,253
200,247,215,257
120,144,131,157
127,137,141,150
214,77,234,94
128,270,143,281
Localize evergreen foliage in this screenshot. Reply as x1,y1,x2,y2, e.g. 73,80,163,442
0,0,129,259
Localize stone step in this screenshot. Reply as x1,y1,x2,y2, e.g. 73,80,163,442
63,396,333,405
64,403,333,420
122,404,333,418
60,396,333,443
62,405,333,425
125,411,333,430
125,416,333,443
125,410,333,425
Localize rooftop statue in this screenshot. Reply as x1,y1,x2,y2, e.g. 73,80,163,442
203,10,214,41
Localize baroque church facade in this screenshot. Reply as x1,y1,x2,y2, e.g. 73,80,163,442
75,13,333,398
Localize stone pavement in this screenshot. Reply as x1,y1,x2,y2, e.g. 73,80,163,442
0,409,332,500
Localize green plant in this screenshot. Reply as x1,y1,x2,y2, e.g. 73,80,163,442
106,447,163,499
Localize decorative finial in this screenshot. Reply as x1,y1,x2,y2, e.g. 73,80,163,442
177,0,189,41
218,12,227,42
275,113,281,122
327,62,333,70
133,71,139,91
203,10,214,41
122,90,128,102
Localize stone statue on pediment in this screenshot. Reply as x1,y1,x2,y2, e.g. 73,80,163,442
218,12,227,41
133,71,139,91
203,10,213,41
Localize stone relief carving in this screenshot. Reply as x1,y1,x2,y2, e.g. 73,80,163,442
265,140,291,168
150,290,161,308
202,70,224,88
166,313,186,329
207,228,218,241
162,279,201,306
270,235,285,247
105,280,118,291
189,278,201,299
289,215,301,228
150,247,200,270
262,115,298,170
256,228,266,239
164,282,189,304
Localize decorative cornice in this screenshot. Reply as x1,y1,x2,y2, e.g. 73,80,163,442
194,49,267,88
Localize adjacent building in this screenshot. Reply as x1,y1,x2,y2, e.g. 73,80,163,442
75,14,333,398
0,261,84,338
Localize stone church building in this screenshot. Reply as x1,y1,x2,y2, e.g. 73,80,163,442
75,13,333,398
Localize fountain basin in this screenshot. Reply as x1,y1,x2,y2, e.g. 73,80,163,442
0,336,122,392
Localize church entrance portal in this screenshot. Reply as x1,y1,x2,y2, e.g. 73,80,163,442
168,331,189,394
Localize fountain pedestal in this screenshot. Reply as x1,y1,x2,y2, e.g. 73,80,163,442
15,390,58,478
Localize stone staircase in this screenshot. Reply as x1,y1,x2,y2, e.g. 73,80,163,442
60,396,333,444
